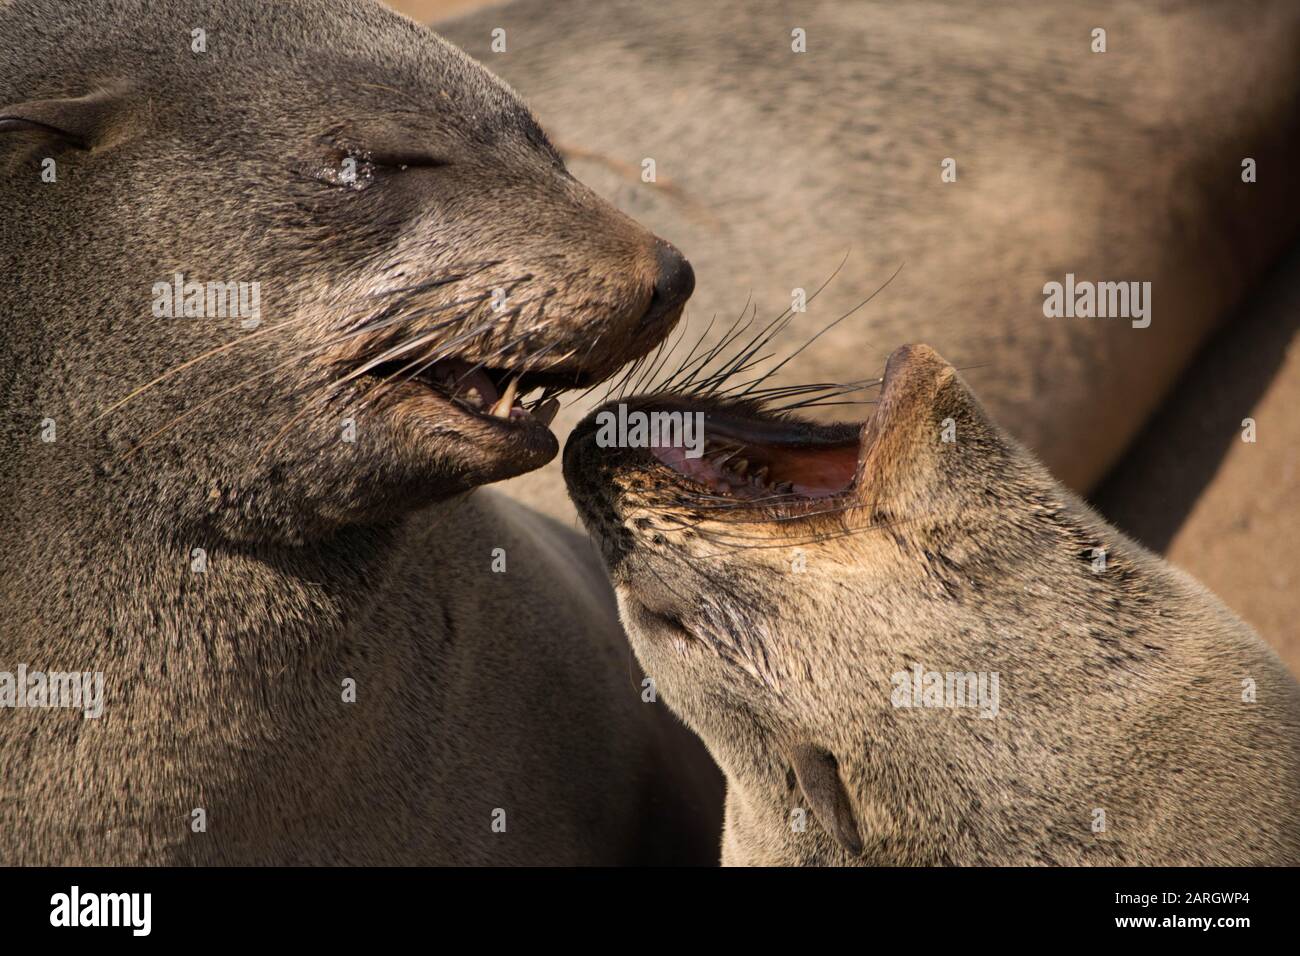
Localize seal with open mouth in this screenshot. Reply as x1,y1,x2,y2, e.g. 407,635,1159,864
565,344,1300,865
0,0,721,865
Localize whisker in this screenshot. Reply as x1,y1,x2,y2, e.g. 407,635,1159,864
94,263,495,422
737,260,902,398
92,318,299,423
120,283,511,459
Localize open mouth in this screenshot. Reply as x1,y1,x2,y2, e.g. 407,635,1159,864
616,398,864,509
371,357,604,430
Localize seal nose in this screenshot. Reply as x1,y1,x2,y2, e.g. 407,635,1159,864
641,239,695,328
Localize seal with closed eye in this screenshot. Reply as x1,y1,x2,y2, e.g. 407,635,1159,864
0,0,721,865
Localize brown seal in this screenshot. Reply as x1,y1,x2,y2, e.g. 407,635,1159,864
565,344,1300,865
0,0,720,864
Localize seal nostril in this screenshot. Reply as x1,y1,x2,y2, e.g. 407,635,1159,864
642,239,695,328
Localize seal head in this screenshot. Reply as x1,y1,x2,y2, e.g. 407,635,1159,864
0,0,693,545
565,344,1300,865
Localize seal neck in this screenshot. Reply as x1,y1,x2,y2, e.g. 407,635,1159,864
1,495,401,659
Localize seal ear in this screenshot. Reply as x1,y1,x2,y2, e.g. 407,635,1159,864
787,744,864,857
0,84,133,149
853,343,1013,517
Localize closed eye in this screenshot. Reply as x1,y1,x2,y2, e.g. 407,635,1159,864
297,143,448,190
367,148,448,170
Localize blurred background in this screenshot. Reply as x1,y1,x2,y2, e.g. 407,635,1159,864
390,0,495,19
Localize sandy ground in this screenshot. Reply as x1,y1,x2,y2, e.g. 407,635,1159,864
389,0,500,20
385,0,1299,678
1095,245,1300,677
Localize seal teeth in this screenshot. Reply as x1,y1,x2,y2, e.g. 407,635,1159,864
490,376,520,418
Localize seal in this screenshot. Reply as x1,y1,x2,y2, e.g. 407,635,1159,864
0,0,721,864
564,344,1300,865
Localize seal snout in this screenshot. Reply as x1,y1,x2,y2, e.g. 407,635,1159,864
641,239,695,329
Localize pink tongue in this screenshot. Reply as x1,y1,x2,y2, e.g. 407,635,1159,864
652,444,720,483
